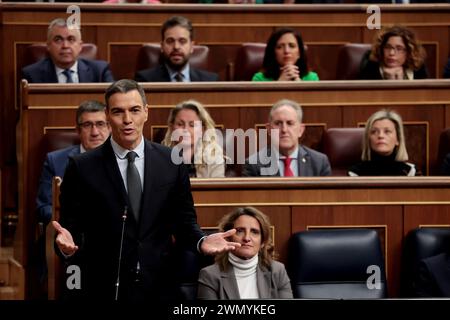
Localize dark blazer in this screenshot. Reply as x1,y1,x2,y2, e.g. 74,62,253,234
197,260,293,299
134,64,219,82
444,58,450,79
242,146,331,177
359,51,428,80
415,253,450,297
22,57,114,83
441,153,450,175
36,145,80,224
59,138,204,301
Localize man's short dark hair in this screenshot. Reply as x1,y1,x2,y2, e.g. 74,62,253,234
161,16,193,41
76,100,106,125
105,79,147,108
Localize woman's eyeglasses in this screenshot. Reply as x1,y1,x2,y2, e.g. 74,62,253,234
383,45,407,54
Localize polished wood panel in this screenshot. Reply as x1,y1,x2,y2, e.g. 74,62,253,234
3,3,450,166
46,177,61,300
190,177,450,297
404,205,450,236
14,64,450,300
20,80,450,176
24,174,450,298
3,4,450,251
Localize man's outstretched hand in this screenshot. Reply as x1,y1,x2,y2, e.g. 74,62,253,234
52,221,78,256
200,229,241,255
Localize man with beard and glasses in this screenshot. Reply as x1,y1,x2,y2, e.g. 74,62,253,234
135,16,219,82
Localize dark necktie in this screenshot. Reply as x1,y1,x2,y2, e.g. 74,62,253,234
126,151,142,221
282,157,294,177
62,69,74,83
174,72,183,82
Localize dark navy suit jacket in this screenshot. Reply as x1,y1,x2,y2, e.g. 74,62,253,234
443,58,450,79
22,58,114,83
135,64,219,82
36,145,80,224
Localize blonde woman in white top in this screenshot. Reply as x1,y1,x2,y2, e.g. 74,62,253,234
162,100,225,178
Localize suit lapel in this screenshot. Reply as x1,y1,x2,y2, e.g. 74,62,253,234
138,140,155,236
42,58,58,83
189,68,199,82
257,266,271,298
221,267,241,299
265,147,281,176
161,65,172,81
297,146,309,177
102,140,130,218
78,59,93,82
68,145,80,157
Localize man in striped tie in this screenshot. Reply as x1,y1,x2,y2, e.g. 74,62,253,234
22,18,114,83
53,79,240,301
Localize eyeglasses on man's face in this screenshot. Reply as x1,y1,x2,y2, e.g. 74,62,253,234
383,44,407,54
78,121,108,130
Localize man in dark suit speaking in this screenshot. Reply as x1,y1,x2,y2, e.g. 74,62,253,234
52,79,238,301
135,16,219,82
22,18,114,83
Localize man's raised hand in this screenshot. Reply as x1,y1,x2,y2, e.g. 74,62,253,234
52,221,78,256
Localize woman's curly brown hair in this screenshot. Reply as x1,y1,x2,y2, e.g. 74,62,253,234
370,25,426,71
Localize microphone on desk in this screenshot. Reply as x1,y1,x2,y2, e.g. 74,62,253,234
115,206,128,301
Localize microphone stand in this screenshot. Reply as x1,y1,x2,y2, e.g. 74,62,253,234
115,206,128,301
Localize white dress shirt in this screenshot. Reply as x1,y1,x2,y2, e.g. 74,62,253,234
166,64,191,82
110,136,145,191
276,146,299,177
55,61,79,83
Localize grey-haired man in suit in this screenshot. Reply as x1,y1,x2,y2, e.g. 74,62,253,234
243,99,331,177
22,18,114,83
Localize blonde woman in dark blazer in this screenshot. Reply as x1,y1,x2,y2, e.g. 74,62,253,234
197,207,293,299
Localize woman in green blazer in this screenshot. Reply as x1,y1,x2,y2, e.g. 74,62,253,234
252,28,319,82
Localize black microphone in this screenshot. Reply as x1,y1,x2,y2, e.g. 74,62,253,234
115,206,128,301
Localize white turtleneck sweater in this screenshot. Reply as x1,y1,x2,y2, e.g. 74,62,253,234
228,253,259,299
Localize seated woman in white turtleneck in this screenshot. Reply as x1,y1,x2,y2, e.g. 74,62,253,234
197,207,293,299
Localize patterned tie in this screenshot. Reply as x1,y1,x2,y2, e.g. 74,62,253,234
174,72,183,82
62,69,73,83
126,151,142,221
283,157,294,177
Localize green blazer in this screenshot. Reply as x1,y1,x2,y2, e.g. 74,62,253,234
252,71,319,81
